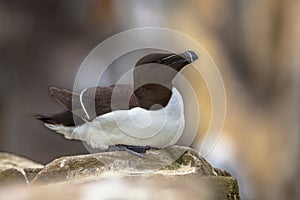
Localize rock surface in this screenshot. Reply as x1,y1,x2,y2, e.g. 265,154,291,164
32,146,219,184
0,153,44,185
0,178,222,200
0,146,240,199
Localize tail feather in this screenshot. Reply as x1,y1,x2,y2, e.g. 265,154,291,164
34,114,58,125
33,111,84,126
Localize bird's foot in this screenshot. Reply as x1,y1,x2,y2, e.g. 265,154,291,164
107,145,153,157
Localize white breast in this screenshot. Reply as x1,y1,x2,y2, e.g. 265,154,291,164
46,88,185,150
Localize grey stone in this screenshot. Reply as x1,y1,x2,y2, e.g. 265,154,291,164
31,146,240,199
0,152,44,185
0,178,222,200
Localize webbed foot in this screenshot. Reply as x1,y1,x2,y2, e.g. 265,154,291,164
107,145,153,157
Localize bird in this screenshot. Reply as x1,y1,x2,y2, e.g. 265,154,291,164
35,51,198,155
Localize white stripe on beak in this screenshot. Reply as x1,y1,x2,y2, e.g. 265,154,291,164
186,51,194,62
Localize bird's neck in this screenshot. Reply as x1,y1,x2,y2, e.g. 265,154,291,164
134,83,173,110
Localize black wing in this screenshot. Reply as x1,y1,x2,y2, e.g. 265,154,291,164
35,85,140,126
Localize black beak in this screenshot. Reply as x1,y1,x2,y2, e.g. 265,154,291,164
159,51,198,64
178,51,198,63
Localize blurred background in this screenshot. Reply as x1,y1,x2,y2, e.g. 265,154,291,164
0,0,299,199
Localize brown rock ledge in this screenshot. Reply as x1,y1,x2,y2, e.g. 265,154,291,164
31,146,240,199
0,146,240,199
0,152,44,185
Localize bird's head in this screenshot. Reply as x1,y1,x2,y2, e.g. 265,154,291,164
134,51,198,88
135,51,198,71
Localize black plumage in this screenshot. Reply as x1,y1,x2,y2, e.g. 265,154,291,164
35,51,198,126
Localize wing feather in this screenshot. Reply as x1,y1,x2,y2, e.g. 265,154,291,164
48,85,140,122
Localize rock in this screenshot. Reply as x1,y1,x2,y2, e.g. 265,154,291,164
31,146,240,199
0,152,44,185
0,147,240,199
0,178,220,200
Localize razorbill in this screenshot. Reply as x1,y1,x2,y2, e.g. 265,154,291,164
35,51,198,155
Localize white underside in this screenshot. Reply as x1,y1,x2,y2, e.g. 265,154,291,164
45,88,185,150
